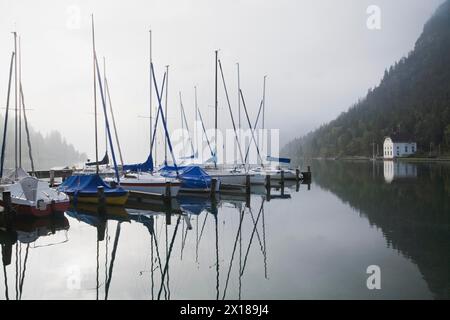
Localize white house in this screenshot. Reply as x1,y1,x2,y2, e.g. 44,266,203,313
383,136,417,159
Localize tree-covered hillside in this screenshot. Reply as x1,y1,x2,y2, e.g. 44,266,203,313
0,115,86,171
283,0,450,159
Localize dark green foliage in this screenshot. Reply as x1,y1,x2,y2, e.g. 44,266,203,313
284,1,450,158
0,115,86,171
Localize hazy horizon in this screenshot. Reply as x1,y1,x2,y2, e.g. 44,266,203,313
0,0,444,163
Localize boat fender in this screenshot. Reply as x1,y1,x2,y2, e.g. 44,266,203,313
37,199,47,211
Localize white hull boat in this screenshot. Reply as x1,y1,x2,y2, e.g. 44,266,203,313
0,168,70,217
249,167,300,181
204,168,249,185
106,172,181,197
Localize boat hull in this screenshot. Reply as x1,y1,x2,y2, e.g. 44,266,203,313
206,172,248,185
0,199,70,218
249,173,266,185
119,182,181,197
68,193,129,206
269,170,298,180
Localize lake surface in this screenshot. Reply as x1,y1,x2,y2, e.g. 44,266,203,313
1,160,449,300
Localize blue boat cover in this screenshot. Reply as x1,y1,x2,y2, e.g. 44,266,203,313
122,154,154,172
58,174,127,197
266,156,291,164
159,165,212,190
177,195,212,215
66,209,101,227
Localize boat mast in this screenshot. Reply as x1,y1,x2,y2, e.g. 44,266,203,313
194,85,198,158
179,91,185,157
164,65,169,165
237,63,240,131
13,31,18,178
103,56,108,156
20,83,36,175
18,36,22,168
0,52,15,179
149,29,154,166
262,75,266,164
237,63,241,168
104,63,124,169
91,14,99,174
214,50,218,169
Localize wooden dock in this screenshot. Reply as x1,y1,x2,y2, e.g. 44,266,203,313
26,166,312,202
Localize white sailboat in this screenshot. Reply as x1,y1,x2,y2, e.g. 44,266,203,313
0,35,70,217
106,171,181,196
106,32,182,197
1,169,69,217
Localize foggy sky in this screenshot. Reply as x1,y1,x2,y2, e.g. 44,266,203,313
0,0,444,163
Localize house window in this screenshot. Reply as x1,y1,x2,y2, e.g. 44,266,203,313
405,146,408,153
412,146,415,153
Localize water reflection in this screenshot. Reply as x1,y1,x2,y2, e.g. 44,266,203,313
0,215,69,300
0,180,302,300
313,160,450,299
1,162,448,299
383,161,418,183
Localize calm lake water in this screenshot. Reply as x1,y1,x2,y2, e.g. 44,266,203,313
1,160,449,300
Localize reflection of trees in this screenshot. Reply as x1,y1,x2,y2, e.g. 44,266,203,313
312,160,450,299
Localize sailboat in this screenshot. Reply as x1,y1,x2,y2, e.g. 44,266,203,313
104,32,182,197
235,75,301,184
114,156,182,196
203,52,250,186
249,156,301,181
0,33,70,217
58,16,128,206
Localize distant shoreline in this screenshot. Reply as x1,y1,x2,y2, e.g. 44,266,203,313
311,156,450,163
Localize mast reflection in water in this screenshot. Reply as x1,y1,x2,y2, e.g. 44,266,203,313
1,161,449,299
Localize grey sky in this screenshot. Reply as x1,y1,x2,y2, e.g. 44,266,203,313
0,0,444,163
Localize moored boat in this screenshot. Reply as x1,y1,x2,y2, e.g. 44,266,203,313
106,171,181,196
0,169,70,217
159,165,220,193
58,174,128,206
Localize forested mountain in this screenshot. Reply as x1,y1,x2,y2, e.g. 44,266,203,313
0,115,86,171
283,0,450,159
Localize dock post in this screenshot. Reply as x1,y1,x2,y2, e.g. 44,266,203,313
1,241,13,266
3,191,11,213
97,219,106,242
49,170,55,187
245,174,251,194
164,182,171,204
245,174,251,208
210,178,217,200
265,175,271,201
2,191,13,229
302,166,312,181
97,186,106,216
